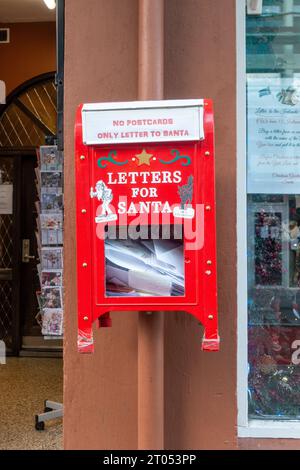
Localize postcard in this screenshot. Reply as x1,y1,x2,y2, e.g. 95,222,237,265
41,192,63,212
41,247,63,269
42,229,63,246
40,146,63,172
42,308,63,336
41,171,63,189
41,270,63,287
40,213,63,230
41,287,63,309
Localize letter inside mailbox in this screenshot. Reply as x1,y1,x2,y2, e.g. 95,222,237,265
75,99,219,353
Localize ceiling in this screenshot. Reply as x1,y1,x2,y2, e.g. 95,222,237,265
0,0,56,23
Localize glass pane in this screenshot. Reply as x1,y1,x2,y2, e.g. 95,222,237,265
0,157,13,350
247,2,300,420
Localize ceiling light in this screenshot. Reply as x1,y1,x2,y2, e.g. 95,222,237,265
43,0,56,10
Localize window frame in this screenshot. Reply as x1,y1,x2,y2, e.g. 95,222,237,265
236,0,300,439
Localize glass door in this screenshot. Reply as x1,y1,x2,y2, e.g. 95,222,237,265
0,155,19,354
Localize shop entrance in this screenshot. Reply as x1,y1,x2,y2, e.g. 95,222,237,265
0,74,61,355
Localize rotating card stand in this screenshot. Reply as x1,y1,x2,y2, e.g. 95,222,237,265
35,401,63,431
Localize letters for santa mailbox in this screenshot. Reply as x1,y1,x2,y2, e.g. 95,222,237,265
75,99,219,353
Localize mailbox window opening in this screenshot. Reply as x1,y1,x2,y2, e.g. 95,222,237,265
104,225,185,297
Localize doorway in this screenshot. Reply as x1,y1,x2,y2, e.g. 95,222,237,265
0,74,62,355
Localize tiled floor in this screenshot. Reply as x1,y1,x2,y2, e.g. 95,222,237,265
0,357,63,450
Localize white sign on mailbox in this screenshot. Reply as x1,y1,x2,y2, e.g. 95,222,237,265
82,99,204,145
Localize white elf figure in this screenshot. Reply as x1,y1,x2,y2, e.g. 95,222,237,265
90,180,117,222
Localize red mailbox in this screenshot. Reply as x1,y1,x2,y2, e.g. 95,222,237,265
75,99,219,353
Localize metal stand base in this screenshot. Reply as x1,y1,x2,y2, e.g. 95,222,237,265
35,400,63,431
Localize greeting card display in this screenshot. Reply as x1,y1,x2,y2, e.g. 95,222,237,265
35,145,64,338
75,99,219,353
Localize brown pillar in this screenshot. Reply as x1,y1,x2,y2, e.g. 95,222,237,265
138,0,164,100
137,0,164,450
64,0,239,450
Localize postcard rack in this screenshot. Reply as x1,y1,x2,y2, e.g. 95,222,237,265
34,144,64,430
35,144,64,338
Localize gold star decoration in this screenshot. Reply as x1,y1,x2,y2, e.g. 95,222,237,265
135,149,153,166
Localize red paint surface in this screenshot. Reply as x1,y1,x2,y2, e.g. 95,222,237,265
75,100,219,353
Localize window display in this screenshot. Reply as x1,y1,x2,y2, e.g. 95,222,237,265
248,195,300,418
247,1,300,420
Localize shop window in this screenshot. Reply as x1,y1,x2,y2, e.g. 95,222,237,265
246,1,300,420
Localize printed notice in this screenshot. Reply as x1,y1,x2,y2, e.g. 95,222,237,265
0,184,13,214
248,77,300,194
82,102,204,145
